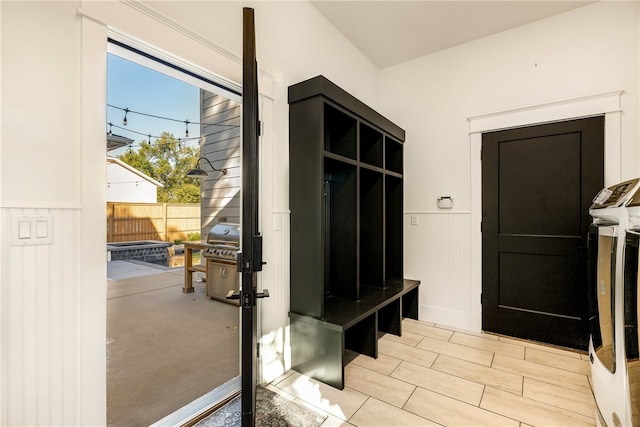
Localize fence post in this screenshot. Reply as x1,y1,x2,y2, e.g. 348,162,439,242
163,203,168,242
107,202,114,242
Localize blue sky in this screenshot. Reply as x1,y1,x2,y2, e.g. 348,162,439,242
107,53,200,155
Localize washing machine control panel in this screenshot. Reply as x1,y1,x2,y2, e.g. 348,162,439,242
628,182,640,207
591,178,640,209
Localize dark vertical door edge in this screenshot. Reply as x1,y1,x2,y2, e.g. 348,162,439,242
239,7,263,427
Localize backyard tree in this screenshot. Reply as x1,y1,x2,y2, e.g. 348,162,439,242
118,132,201,203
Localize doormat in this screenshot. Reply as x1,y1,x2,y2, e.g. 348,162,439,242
194,386,327,427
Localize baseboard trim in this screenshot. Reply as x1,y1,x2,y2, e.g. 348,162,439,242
419,304,482,333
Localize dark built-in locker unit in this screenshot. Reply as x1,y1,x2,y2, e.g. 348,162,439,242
288,75,420,389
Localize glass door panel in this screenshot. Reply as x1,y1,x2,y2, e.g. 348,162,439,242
106,46,242,426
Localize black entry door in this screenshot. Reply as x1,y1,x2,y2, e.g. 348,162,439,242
482,116,604,350
238,8,266,427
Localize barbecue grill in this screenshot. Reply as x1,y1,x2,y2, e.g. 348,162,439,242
202,223,240,304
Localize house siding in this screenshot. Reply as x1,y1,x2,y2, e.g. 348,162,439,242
199,90,241,233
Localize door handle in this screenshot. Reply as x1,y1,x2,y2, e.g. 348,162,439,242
226,289,270,305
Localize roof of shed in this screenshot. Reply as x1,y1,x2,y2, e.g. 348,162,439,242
107,156,164,188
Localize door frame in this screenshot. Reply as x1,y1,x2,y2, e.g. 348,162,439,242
78,4,276,423
468,90,623,332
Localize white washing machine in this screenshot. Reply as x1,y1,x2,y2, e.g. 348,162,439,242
589,178,640,427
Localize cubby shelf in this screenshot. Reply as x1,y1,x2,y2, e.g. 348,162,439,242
288,75,420,389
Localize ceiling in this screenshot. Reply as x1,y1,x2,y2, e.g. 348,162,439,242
310,1,594,69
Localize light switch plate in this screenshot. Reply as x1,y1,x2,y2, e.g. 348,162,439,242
36,220,48,238
11,214,54,246
274,214,283,231
18,221,31,239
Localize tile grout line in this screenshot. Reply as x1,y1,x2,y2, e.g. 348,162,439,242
347,394,372,425
477,385,525,426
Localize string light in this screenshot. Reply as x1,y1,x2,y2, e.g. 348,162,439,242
107,104,238,128
106,122,234,148
107,180,147,186
108,123,198,142
106,104,240,152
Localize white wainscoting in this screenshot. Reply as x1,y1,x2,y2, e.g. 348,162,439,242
404,212,480,331
0,207,82,426
258,212,291,384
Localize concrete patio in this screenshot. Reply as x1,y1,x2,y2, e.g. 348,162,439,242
107,260,239,426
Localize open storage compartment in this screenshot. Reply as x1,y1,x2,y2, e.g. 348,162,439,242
345,313,377,357
360,168,384,288
360,123,383,168
385,136,403,174
325,103,357,160
324,158,358,300
378,298,402,336
386,175,403,280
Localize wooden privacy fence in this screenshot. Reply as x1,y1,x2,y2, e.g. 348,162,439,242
107,202,200,243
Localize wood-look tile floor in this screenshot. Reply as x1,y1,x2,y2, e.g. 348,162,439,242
266,318,596,426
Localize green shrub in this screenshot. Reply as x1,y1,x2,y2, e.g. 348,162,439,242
187,232,201,242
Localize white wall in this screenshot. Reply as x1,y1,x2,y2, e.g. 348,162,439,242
1,2,82,206
0,1,379,425
106,162,158,203
1,2,106,425
380,1,640,331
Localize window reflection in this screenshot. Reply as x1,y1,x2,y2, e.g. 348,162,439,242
588,224,616,373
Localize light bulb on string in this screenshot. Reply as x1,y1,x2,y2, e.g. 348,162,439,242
123,108,129,126
185,120,190,137
148,134,152,145
108,122,113,135
107,103,239,130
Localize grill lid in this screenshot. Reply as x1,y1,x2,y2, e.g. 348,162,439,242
207,223,240,245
